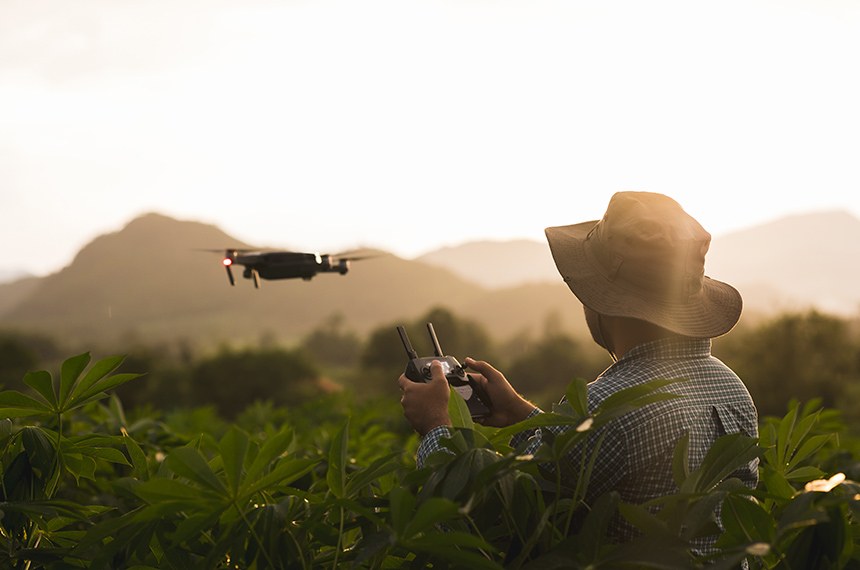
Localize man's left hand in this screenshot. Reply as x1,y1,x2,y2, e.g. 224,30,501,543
398,360,452,436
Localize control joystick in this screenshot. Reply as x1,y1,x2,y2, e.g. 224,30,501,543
397,322,491,421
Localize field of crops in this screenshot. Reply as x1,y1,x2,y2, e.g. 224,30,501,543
2,352,860,569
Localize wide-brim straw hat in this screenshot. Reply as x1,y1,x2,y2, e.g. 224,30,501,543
544,191,742,338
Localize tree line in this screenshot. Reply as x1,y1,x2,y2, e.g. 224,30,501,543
2,306,859,424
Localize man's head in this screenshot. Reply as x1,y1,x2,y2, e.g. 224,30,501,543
544,191,742,339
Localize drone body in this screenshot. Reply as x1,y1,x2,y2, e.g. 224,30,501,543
217,249,371,288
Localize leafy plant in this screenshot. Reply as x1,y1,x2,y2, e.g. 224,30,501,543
3,353,860,568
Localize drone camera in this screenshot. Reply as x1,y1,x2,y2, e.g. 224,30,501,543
396,322,491,421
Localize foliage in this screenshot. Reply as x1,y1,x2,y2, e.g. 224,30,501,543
3,354,860,568
504,327,607,408
715,310,860,419
8,307,859,426
301,313,363,369
0,331,61,391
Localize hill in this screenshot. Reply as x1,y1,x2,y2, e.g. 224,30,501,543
706,210,860,316
0,213,582,351
416,240,559,289
5,209,856,353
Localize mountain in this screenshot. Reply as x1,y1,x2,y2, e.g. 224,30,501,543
0,213,583,350
416,240,560,289
706,210,860,316
3,209,857,354
416,210,860,318
0,268,33,284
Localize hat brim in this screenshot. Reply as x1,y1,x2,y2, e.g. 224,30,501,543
545,221,743,338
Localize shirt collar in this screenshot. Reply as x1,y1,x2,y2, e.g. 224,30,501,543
617,336,712,363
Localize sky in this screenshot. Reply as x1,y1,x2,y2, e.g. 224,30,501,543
2,0,859,278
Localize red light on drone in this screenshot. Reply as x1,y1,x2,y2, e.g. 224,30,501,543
222,258,233,267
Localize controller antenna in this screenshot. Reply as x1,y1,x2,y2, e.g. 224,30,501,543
426,322,444,357
397,326,419,359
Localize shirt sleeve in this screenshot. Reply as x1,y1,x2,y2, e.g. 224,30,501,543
415,425,453,468
415,408,546,468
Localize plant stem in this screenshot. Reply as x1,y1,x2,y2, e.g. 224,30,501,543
234,500,279,569
332,506,345,570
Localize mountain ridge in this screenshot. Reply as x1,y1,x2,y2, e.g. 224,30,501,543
1,209,857,353
0,213,585,350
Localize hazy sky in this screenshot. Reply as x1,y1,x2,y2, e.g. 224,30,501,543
2,0,859,277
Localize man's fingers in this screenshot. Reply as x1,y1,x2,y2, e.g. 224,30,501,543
429,360,447,383
464,357,502,383
397,375,410,391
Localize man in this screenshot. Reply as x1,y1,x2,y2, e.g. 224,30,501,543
398,191,759,546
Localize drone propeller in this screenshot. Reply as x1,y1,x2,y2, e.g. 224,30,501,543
330,250,384,262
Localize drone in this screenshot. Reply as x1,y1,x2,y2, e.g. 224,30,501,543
205,248,378,288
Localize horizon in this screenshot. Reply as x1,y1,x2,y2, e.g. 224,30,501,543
1,205,858,284
3,0,859,276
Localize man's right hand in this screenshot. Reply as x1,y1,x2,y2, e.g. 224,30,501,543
464,357,537,428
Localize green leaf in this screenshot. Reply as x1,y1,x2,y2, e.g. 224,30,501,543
596,378,685,416
787,434,832,471
85,447,132,465
565,378,589,418
66,373,141,410
327,418,349,498
681,433,760,494
672,431,691,487
389,486,415,536
0,390,52,417
219,426,248,497
245,426,294,483
448,385,474,429
760,466,797,499
58,352,91,407
165,446,226,494
0,498,102,522
23,370,57,409
22,426,56,478
63,453,98,483
242,457,318,497
574,491,620,562
403,497,459,539
123,431,149,480
785,465,825,483
0,417,12,442
776,403,799,467
720,494,775,545
68,354,123,401
346,452,403,496
133,477,208,505
406,532,503,570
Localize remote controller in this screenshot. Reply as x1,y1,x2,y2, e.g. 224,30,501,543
397,322,491,421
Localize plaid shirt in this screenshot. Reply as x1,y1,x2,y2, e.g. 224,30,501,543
416,337,759,546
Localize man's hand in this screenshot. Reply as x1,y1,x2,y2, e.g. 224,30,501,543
464,357,536,428
398,360,452,436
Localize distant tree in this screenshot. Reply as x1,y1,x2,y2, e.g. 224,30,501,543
188,346,322,418
302,312,362,368
0,331,61,390
505,325,609,408
361,306,496,375
717,311,860,418
113,344,192,411
0,335,38,389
